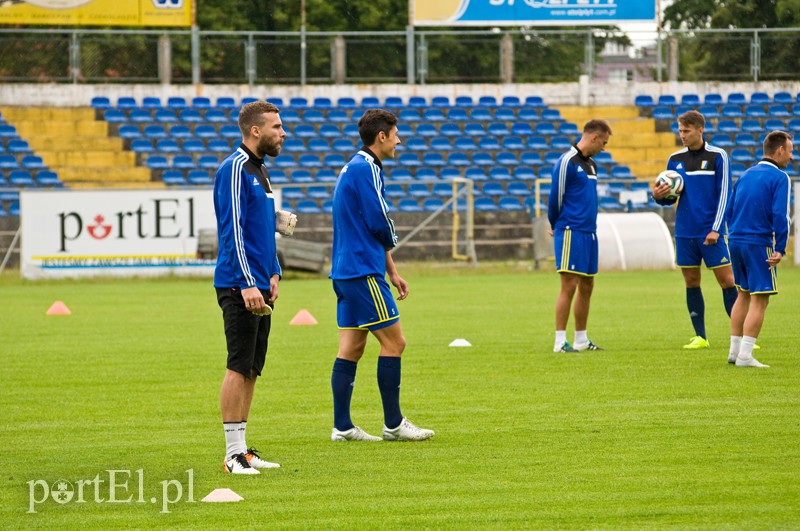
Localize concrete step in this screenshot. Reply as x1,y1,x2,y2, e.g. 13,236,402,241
0,106,95,122
12,119,108,138
627,162,666,180
67,181,166,190
39,150,136,167
58,166,152,183
610,146,678,162
28,136,123,152
557,105,641,122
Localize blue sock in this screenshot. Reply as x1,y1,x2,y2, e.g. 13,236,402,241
331,358,357,431
722,287,738,317
686,287,706,339
377,356,403,430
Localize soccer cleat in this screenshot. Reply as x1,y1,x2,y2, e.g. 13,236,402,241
331,426,382,442
735,356,769,368
554,341,578,353
382,418,434,442
223,453,260,475
682,336,710,350
727,352,738,364
245,447,280,469
574,340,604,351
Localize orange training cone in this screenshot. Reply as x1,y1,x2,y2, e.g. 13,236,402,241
290,309,318,325
46,301,72,315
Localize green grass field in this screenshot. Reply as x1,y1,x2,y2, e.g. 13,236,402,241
2,263,799,529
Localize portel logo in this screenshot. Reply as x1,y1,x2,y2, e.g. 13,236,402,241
153,0,184,8
58,198,196,252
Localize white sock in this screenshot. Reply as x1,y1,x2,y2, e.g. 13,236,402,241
575,330,588,346
239,421,248,454
739,336,757,359
555,330,567,348
224,422,242,459
729,336,742,357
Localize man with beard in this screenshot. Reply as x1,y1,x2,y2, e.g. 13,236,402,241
213,100,286,474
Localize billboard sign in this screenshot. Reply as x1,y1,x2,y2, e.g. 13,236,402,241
20,189,217,279
0,0,192,27
412,0,656,26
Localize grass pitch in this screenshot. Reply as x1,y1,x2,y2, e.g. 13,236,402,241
1,264,799,529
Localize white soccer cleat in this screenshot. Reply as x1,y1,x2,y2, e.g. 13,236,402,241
331,426,382,442
382,418,434,442
727,352,738,364
223,453,260,475
245,448,281,469
735,356,770,368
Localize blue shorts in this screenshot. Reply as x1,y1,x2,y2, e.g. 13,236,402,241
729,241,778,295
675,236,731,269
554,229,598,276
333,276,400,331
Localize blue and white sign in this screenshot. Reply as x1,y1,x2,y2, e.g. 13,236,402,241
413,0,656,26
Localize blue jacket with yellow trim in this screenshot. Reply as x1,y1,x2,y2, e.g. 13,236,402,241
548,145,599,233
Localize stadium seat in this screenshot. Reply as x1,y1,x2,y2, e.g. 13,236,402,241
114,123,140,138
36,170,62,187
717,120,739,133
765,118,785,130
610,165,633,179
167,125,191,139
740,119,763,133
541,109,563,122
711,134,733,147
127,109,150,123
446,152,470,167
384,96,404,109
463,123,486,136
550,136,571,150
190,96,211,109
735,133,758,146
652,106,673,120
280,109,300,123
397,153,421,167
471,152,492,166
698,104,720,118
430,137,452,151
267,169,288,184
496,151,518,166
304,110,325,123
91,96,112,109
503,136,524,150
599,196,623,211
534,122,557,136
774,92,793,104
186,170,212,186
398,198,422,212
744,104,766,118
146,155,169,170
138,96,161,110
422,153,446,167
390,168,413,181
681,94,701,106
289,169,312,183
172,155,196,169
408,183,431,198
721,105,743,118
156,139,180,153
520,151,543,166
594,151,615,165
155,110,179,122
385,184,404,198
335,97,357,109
489,167,512,180
282,139,305,153
526,136,549,150
307,185,331,199
179,109,202,122
477,137,500,151
415,123,437,137
750,92,770,104
524,96,545,108
455,96,473,107
0,124,17,138
296,154,321,168
293,125,315,138
514,168,536,181
498,196,524,211
21,155,45,169
486,122,509,137
165,96,187,110
464,167,487,181
143,125,167,139
294,199,321,214
319,124,341,138
208,139,231,153
204,109,228,123
198,155,219,169
131,139,155,153
704,93,723,105
195,125,219,139
730,148,754,163
406,96,426,109
327,110,349,123
657,95,677,107
474,197,499,211
482,182,504,196
422,198,444,211
768,104,790,117
162,170,186,185
316,169,337,182
788,118,800,132
332,138,355,152
360,96,380,108
544,151,562,165
117,96,137,109
634,95,655,107
727,93,746,105
8,169,35,187
7,139,31,153
308,139,331,152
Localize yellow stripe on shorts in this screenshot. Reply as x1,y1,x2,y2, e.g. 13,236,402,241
561,229,571,271
367,277,388,321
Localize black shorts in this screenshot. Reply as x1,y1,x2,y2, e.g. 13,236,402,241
216,287,271,378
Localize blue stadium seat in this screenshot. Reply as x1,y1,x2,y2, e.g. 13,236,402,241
304,110,325,123
534,122,557,135
765,118,785,130
727,93,746,105
526,136,548,150
431,96,450,108
740,119,762,133
502,96,521,107
489,167,512,180
280,109,300,123
711,134,733,147
336,97,357,109
323,154,344,168
494,108,515,121
470,107,492,121
397,153,421,167
22,155,45,169
430,137,452,151
482,182,504,196
324,110,347,124
282,186,305,200
131,139,155,153
117,96,137,109
657,95,677,107
487,122,510,136
435,123,459,137
474,197,499,211
0,124,17,137
464,167,487,181
452,137,475,151
730,148,754,163
180,109,202,122
385,183,404,198
447,153,470,166
156,139,180,153
477,137,500,151
191,96,212,109
496,151,518,166
172,155,196,169
319,124,341,138
268,169,288,184
509,122,532,136
307,185,331,199
599,196,623,211
308,139,330,152
169,124,192,139
181,140,204,156
550,136,571,150
7,139,31,153
408,183,431,198
295,200,322,214
422,108,446,122
360,96,380,108
472,152,493,166
652,106,673,120
593,151,615,165
423,153,446,167
524,96,545,108
610,165,634,179
389,168,413,181
91,96,111,109
127,109,151,123
788,118,800,132
769,104,790,117
273,154,294,169
698,104,720,118
143,125,168,139
146,155,169,169
297,154,322,168
155,109,179,122
166,96,187,110
413,123,436,138
447,108,469,121
559,122,580,135
162,170,186,186
455,96,473,107
399,109,421,122
290,169,313,183
423,198,444,211
332,138,355,152
774,92,793,104
541,109,563,122
408,96,427,108
520,151,543,166
187,169,213,185
316,169,337,182
439,167,460,181
634,95,654,107
8,169,35,187
118,126,142,142
343,124,360,138
398,199,422,212
195,125,219,139
498,196,524,211
507,181,531,196
503,136,524,150
735,133,757,146
287,97,308,109
464,123,486,136
198,155,219,169
750,92,770,104
208,139,231,153
478,96,497,108
293,125,315,138
205,109,228,123
717,120,739,133
721,105,743,118
311,97,332,109
282,139,305,153
36,170,62,187
704,93,723,105
384,96,404,108
140,97,161,110
681,94,701,106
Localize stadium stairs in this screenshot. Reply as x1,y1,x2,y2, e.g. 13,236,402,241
555,105,678,181
0,106,154,189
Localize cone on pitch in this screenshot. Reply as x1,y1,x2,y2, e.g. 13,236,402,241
449,338,472,347
201,488,243,503
290,309,318,325
46,301,71,315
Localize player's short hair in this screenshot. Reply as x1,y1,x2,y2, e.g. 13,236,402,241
358,109,398,146
763,130,793,156
583,119,612,136
678,110,705,129
238,101,280,137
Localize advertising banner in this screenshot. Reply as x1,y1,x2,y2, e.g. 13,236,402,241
20,189,216,279
412,0,656,26
0,0,192,27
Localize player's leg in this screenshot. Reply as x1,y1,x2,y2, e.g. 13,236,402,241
703,237,737,317
677,238,709,349
736,294,770,368
555,272,579,352
734,243,775,368
729,289,749,363
570,231,602,351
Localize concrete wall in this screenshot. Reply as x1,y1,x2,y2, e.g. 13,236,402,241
2,80,799,108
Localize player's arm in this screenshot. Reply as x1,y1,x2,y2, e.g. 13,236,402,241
653,160,678,205
547,156,569,230
358,166,398,249
771,174,791,258
385,250,408,300
710,151,731,234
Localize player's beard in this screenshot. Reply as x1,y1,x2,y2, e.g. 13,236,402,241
258,135,282,158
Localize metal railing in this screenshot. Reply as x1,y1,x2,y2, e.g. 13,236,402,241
0,27,798,85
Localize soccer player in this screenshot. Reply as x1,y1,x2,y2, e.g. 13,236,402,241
328,108,434,442
213,101,285,474
654,110,735,350
726,131,792,368
548,119,613,352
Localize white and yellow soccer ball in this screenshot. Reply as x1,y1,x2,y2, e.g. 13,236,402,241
654,170,684,200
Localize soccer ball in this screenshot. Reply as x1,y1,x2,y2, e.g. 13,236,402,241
654,170,684,200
